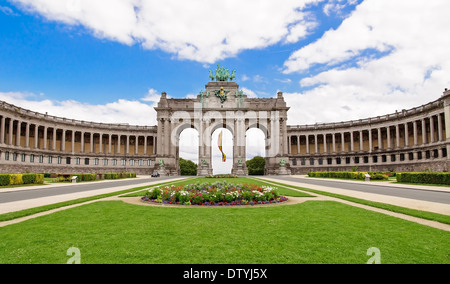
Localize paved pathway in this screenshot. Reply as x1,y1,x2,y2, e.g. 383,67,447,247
0,176,185,215
260,175,450,215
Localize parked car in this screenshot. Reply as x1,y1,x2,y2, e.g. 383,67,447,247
151,172,160,178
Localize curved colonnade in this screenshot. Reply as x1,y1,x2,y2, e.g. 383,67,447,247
0,101,158,174
1,88,450,175
287,90,450,173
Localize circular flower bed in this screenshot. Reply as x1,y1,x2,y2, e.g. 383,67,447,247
141,181,288,206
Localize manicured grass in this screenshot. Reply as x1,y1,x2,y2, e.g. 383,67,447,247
0,178,196,222
256,178,450,226
0,200,448,264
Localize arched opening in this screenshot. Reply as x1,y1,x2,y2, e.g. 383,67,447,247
211,128,233,175
178,128,199,175
246,128,266,175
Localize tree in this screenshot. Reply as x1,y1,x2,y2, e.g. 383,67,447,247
246,156,266,175
179,158,198,176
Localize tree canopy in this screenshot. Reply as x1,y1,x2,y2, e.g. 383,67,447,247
179,158,198,176
246,156,266,175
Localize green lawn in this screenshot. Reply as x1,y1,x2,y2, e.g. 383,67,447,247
0,200,448,264
0,177,449,264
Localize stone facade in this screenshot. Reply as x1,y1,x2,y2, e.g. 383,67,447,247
1,82,450,175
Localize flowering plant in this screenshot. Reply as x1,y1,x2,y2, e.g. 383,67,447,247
141,181,288,206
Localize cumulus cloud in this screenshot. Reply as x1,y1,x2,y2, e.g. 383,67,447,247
11,0,322,63
283,0,450,124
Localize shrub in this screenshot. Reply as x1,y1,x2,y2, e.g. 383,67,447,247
35,174,44,185
80,173,96,182
22,173,37,185
308,171,388,181
9,174,23,185
396,172,450,185
0,174,10,186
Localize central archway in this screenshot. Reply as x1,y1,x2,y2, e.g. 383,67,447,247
211,128,233,175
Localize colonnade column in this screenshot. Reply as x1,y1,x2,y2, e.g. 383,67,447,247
8,119,13,145
25,123,30,148
430,117,435,143
34,125,39,149
16,120,21,146
108,134,112,154
0,116,4,144
305,135,310,154
52,128,57,150
422,119,427,145
386,126,391,149
71,131,75,153
61,129,66,152
350,132,354,152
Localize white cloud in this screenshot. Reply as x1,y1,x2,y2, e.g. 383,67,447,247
11,0,322,63
240,87,258,99
283,0,450,124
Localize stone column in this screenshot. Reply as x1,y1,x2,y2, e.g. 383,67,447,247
323,134,327,153
144,136,148,155
368,129,372,152
80,132,85,153
359,130,363,152
61,129,66,152
0,116,4,144
377,128,382,150
438,113,443,142
287,135,291,154
395,124,400,148
108,134,112,154
16,120,21,147
126,135,130,154
305,135,310,154
8,119,13,145
297,135,300,155
341,132,345,152
25,122,30,148
350,131,354,152
99,133,103,154
387,126,391,149
422,118,427,145
430,116,435,143
404,123,409,147
117,135,121,154
34,125,39,149
52,128,57,150
90,132,94,153
413,120,418,146
164,119,170,156
314,134,318,154
43,126,48,150
332,133,336,153
153,136,156,155
71,131,75,153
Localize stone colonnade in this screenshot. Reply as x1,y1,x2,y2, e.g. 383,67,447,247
286,91,450,173
0,101,157,174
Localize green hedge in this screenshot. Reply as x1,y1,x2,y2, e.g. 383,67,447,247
0,174,10,186
0,173,44,187
396,172,450,185
308,171,388,181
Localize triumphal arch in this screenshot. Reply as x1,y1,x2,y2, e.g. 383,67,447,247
154,65,291,176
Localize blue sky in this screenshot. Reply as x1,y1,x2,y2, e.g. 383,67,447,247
1,0,450,172
0,0,360,103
